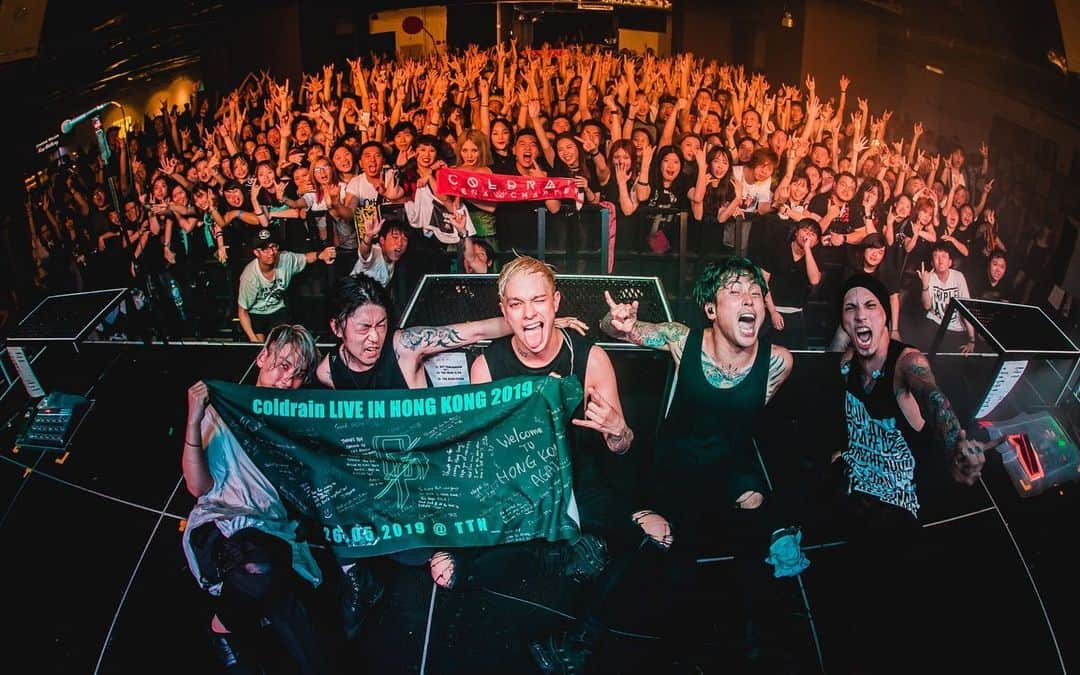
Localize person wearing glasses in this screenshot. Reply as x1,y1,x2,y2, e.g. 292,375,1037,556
236,227,335,342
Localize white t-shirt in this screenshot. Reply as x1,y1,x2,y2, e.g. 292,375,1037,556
237,251,307,315
733,165,772,214
926,268,970,332
352,245,394,287
181,406,321,593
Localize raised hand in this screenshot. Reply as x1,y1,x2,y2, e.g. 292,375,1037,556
839,74,850,93
571,385,625,437
603,290,639,334
917,261,931,289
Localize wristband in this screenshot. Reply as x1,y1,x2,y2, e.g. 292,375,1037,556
636,180,650,187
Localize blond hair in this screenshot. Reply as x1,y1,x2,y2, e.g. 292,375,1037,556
455,129,493,168
497,256,556,300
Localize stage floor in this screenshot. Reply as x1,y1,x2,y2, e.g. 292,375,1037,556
0,343,1074,674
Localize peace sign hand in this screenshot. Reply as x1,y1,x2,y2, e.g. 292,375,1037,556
603,290,638,335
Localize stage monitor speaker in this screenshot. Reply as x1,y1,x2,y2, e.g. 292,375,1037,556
399,274,673,351
0,0,47,65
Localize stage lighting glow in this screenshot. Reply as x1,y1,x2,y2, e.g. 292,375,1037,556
924,64,944,75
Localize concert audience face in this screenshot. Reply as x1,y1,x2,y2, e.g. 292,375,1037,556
932,247,952,274
679,135,702,163
171,184,189,207
359,144,384,178
379,223,409,263
988,253,1007,284
804,164,821,193
513,133,539,172
834,173,856,203
556,136,581,169
737,138,755,164
709,147,731,179
332,145,355,175
490,119,512,155
959,204,974,227
893,194,912,220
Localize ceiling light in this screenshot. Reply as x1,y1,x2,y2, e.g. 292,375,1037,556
780,11,794,29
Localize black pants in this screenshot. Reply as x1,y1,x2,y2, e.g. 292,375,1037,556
189,525,328,675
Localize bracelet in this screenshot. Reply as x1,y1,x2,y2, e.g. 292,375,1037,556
184,441,201,448
636,180,650,187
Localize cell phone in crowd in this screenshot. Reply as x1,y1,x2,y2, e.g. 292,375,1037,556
360,110,371,129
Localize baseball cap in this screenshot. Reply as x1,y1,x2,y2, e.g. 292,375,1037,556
861,232,887,249
251,227,280,250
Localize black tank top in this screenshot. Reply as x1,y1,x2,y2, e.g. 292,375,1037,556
483,329,598,484
329,344,408,390
841,340,929,517
654,328,771,512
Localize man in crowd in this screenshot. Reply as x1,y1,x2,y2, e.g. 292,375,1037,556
237,228,335,342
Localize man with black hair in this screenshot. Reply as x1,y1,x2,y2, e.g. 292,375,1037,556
913,242,975,353
351,214,410,291
598,257,803,670
494,129,550,251
830,273,1001,671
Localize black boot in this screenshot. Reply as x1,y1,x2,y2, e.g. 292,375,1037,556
207,627,259,674
341,564,384,640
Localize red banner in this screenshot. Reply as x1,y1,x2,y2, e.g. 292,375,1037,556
436,168,578,203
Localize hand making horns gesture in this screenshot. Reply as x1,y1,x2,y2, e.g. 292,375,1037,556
604,290,638,334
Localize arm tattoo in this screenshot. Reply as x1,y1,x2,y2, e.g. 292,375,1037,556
765,352,788,403
399,326,466,353
701,350,752,389
901,353,961,453
629,321,689,350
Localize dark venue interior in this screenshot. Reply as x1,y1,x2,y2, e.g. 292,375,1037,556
1,1,1079,673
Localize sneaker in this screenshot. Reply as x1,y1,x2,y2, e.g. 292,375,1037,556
550,534,609,582
207,628,258,674
342,564,384,640
530,632,592,674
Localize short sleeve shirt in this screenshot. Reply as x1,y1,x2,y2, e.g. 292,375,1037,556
237,251,307,315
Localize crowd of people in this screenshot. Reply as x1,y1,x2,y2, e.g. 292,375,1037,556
24,41,1055,350
16,40,1024,673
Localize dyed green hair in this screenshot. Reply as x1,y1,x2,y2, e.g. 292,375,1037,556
691,257,770,310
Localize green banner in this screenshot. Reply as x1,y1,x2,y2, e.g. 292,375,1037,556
206,376,583,558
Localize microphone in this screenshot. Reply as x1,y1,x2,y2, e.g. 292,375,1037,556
61,101,119,134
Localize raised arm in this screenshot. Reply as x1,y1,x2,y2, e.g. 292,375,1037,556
600,290,689,365
182,381,213,497
897,348,996,484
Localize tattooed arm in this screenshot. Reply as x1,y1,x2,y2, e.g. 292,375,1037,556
765,345,793,404
896,347,990,484
897,348,960,452
600,290,690,366
394,316,590,388
394,318,511,387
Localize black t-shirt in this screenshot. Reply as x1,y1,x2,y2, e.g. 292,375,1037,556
763,238,813,309
809,193,852,233
493,165,548,240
